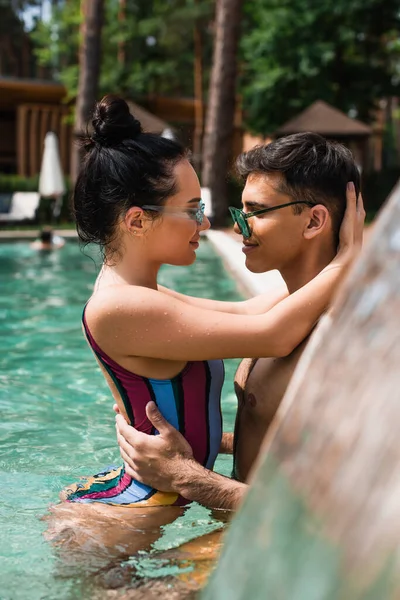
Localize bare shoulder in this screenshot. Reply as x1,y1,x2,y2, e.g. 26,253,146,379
88,285,158,311
85,285,162,327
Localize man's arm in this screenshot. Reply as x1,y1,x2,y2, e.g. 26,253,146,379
116,403,247,511
219,432,234,454
168,458,246,510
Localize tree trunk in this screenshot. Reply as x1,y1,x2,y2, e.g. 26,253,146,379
118,0,126,66
192,8,204,175
201,0,242,226
70,0,104,183
204,181,400,598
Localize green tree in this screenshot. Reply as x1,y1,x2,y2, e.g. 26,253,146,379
102,0,214,98
202,0,243,226
0,0,45,76
32,0,82,93
31,0,214,100
71,0,105,181
240,0,400,134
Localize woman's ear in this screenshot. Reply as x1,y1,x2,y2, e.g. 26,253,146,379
303,205,331,240
124,206,146,236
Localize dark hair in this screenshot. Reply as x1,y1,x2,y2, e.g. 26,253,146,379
40,229,52,243
73,95,187,254
236,133,361,246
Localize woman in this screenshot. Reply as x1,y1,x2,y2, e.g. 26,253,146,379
50,95,362,563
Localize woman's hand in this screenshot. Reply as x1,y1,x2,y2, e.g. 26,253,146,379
336,182,366,266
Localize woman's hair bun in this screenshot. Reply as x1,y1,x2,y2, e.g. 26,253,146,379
91,95,142,147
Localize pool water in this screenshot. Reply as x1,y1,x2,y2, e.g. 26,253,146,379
0,240,243,600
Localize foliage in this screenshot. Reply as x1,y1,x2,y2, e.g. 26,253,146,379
0,174,72,203
30,0,214,101
0,174,40,193
4,0,41,12
31,0,81,97
8,0,400,137
102,0,214,97
0,174,73,223
0,0,45,38
362,167,400,214
240,0,400,134
25,0,400,139
0,2,23,35
36,194,73,223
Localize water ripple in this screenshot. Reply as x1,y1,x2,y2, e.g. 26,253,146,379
0,241,241,599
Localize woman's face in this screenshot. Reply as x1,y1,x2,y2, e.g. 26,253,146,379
137,159,210,267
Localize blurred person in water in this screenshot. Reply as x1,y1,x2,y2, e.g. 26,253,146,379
46,96,363,568
31,228,65,250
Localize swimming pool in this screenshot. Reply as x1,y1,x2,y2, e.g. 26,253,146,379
0,239,242,599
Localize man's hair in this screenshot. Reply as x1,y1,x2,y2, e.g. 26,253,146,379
236,133,361,246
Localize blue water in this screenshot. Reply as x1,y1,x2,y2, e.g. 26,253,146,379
0,240,242,599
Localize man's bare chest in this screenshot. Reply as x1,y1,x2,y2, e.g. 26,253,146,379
244,357,293,423
236,340,308,424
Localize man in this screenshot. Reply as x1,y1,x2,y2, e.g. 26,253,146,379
31,228,65,250
116,132,362,510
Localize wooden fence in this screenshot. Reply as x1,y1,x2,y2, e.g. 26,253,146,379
17,103,72,178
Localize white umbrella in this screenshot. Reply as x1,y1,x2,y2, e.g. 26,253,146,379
201,186,214,218
39,132,66,219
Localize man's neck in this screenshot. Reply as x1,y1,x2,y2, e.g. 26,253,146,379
280,246,336,294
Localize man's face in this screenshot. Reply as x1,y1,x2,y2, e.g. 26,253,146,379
238,172,311,274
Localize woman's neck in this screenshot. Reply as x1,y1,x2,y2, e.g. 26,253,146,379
97,254,160,291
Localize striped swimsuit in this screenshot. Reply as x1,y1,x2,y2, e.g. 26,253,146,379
64,308,224,507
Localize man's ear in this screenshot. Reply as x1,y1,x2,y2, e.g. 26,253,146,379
303,205,331,240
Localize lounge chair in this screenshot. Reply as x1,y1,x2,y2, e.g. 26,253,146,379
0,192,40,223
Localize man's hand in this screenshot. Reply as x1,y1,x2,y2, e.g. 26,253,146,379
115,401,194,493
116,401,248,510
336,182,365,266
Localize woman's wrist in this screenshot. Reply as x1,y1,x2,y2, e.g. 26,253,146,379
330,247,356,269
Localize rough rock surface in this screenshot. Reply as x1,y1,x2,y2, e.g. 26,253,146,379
204,183,400,599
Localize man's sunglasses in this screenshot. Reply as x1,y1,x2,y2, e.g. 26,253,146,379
229,201,315,239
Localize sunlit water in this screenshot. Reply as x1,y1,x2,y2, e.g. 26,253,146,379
0,240,243,599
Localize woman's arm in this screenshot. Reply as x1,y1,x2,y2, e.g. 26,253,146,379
88,184,364,362
87,256,349,361
158,284,288,315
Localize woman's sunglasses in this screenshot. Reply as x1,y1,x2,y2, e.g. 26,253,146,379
229,201,315,239
142,201,206,225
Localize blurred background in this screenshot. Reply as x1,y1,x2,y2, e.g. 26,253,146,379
1,0,400,227
2,4,400,597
